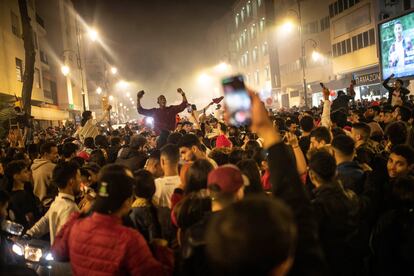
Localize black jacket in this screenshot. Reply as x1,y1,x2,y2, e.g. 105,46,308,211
337,161,366,195
115,147,147,172
312,184,367,276
370,205,414,276
268,143,327,276
129,202,161,242
383,76,410,105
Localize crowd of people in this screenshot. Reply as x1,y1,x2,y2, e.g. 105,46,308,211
0,77,414,276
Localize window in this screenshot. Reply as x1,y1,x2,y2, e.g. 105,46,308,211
265,66,270,80
352,36,357,51
357,33,363,49
349,0,355,7
338,0,344,13
245,52,249,66
369,28,375,45
345,39,351,53
251,25,256,39
320,16,330,31
329,4,334,18
241,8,245,22
34,68,41,88
253,47,258,62
11,11,20,37
258,0,262,7
235,14,239,29
255,70,260,85
259,18,265,32
332,44,337,57
247,1,251,17
15,58,23,82
236,40,240,51
344,0,349,9
334,2,338,16
363,31,369,47
262,42,268,55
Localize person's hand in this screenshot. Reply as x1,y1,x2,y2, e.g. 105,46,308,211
137,90,145,99
247,88,282,148
177,88,185,96
285,132,299,148
322,87,330,101
106,105,112,111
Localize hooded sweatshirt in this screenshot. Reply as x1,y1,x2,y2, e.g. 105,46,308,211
31,158,56,206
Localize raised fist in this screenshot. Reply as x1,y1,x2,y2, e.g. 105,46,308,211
137,90,145,99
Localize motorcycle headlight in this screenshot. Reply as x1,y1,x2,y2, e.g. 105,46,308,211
12,244,24,256
24,246,43,262
45,252,54,261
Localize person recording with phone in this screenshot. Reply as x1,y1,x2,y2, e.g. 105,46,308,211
137,89,188,134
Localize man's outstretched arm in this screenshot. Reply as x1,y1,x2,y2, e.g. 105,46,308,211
137,90,155,116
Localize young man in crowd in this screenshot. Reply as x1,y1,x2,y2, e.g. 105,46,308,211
26,161,81,244
178,134,218,168
331,135,365,195
31,142,59,208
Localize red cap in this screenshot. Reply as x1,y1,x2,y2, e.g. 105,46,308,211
207,165,245,194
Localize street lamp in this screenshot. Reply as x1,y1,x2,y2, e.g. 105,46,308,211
117,80,128,89
109,95,114,101
61,65,70,76
110,67,118,74
88,29,99,42
312,50,321,61
96,87,102,94
280,1,317,108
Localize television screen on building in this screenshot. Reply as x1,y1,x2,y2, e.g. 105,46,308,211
379,11,414,79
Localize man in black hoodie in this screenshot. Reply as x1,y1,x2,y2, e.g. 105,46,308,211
115,134,147,172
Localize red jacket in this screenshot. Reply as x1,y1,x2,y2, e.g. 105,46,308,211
52,212,173,276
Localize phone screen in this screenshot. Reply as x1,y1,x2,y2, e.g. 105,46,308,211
222,75,252,127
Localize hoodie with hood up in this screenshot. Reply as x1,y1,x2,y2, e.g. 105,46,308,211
31,158,56,207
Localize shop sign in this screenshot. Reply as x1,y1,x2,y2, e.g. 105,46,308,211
354,72,380,86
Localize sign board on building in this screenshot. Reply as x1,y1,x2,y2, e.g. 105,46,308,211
354,72,380,86
69,104,74,110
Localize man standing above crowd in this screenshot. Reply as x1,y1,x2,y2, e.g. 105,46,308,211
383,73,410,106
137,88,188,134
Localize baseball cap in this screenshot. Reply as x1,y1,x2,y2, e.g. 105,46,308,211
207,165,249,194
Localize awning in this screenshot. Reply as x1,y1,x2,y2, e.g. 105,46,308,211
31,106,69,121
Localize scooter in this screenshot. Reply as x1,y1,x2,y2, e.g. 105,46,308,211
1,220,54,276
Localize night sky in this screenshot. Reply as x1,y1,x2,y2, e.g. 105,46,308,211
73,0,235,106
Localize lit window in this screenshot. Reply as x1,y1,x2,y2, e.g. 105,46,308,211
251,25,256,39
235,14,239,28
247,1,251,17
15,58,23,82
262,42,268,55
34,68,41,88
255,70,260,85
259,18,265,32
265,66,270,80
258,0,262,7
241,9,245,22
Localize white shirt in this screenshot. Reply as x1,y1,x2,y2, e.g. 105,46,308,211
153,175,181,208
27,193,79,244
395,40,405,67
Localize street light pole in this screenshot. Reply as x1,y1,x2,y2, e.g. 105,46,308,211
75,18,87,112
297,0,309,108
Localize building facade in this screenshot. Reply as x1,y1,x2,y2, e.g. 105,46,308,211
0,0,89,126
228,0,281,108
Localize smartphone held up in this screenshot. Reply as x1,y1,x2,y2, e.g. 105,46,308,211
221,74,252,127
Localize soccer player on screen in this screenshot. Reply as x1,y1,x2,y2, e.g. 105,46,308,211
388,21,413,68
